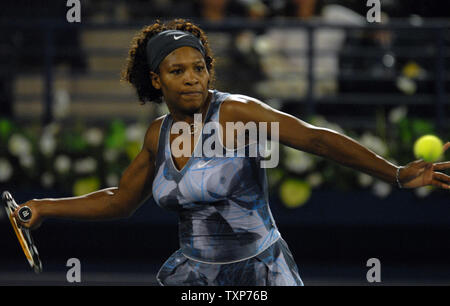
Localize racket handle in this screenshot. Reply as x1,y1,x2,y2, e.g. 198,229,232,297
18,206,32,223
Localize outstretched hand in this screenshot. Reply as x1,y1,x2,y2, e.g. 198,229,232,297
13,200,43,230
399,142,450,189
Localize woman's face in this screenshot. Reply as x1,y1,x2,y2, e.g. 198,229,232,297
152,46,210,115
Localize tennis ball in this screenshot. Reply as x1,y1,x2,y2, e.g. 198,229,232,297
279,179,311,208
413,135,443,162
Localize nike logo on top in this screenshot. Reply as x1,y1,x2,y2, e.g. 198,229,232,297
173,34,188,40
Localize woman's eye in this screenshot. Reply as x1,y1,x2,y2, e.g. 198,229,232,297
196,66,205,72
171,69,182,74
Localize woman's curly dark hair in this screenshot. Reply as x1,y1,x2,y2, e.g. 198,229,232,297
121,19,216,105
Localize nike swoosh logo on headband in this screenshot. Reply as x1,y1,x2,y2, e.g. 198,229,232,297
173,34,188,40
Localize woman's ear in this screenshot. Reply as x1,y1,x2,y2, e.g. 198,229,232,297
150,71,161,89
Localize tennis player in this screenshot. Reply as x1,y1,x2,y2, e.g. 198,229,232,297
14,19,450,286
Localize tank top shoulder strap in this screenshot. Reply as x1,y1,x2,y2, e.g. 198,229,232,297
154,114,170,168
207,90,231,124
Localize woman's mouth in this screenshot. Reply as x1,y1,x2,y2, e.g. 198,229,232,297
180,91,202,97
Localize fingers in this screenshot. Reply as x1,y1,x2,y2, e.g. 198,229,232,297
12,204,32,229
430,171,450,189
431,179,450,189
12,207,26,228
432,142,450,170
433,161,450,170
443,142,450,153
434,171,450,182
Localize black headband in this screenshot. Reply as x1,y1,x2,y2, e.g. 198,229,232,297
146,30,206,72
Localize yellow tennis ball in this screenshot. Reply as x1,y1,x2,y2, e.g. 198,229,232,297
413,135,443,162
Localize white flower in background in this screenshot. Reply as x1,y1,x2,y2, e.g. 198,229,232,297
73,157,97,174
358,173,373,187
235,31,255,54
254,36,272,55
396,76,417,95
53,89,71,119
39,123,60,156
283,146,313,174
306,172,323,187
54,155,71,174
415,186,433,198
19,154,34,169
0,158,13,182
40,132,57,156
84,128,104,146
126,123,146,142
372,180,391,198
359,132,388,156
104,148,119,162
388,106,407,124
8,134,32,157
41,172,55,188
106,173,119,187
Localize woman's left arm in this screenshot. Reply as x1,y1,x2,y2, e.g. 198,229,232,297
220,95,450,189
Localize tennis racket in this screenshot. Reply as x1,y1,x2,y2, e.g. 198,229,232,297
2,191,43,274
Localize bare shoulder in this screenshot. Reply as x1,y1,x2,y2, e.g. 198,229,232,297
143,114,167,158
220,94,275,123
222,94,266,109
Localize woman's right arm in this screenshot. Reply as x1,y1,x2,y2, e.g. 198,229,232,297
14,118,162,229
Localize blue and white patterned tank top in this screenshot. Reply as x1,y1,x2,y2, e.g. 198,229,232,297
152,90,281,263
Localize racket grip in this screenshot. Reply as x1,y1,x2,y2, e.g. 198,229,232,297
18,206,32,223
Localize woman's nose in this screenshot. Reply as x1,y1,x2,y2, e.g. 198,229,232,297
183,69,199,85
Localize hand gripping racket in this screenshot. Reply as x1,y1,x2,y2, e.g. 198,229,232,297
2,191,43,273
